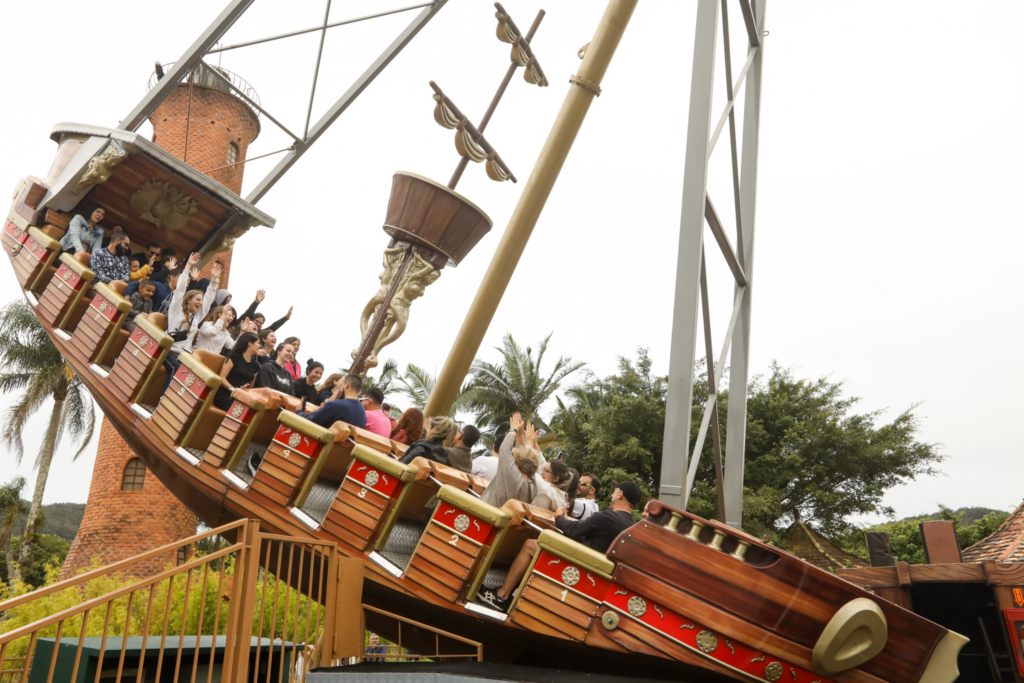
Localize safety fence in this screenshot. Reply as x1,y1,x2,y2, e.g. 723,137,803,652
0,520,344,683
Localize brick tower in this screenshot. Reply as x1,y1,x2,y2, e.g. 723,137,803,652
60,65,260,579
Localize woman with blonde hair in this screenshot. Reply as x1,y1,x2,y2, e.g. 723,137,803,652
398,416,456,466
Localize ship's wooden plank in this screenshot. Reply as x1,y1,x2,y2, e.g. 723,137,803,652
527,574,600,617
322,516,373,549
339,478,389,507
334,487,386,517
328,496,379,531
613,564,886,683
514,598,587,641
405,563,459,602
324,504,375,538
424,525,478,565
409,554,465,592
416,544,472,581
611,613,736,678
612,522,939,683
510,607,573,641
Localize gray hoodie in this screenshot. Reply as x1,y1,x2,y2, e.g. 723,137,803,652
480,432,537,509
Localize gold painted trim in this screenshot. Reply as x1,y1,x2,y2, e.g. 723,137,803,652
133,346,170,404
134,316,173,348
352,444,417,481
177,351,222,385
279,410,336,443
437,484,511,527
536,530,614,578
603,603,781,683
466,525,509,601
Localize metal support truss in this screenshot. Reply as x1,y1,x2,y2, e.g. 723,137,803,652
659,0,766,528
117,0,448,205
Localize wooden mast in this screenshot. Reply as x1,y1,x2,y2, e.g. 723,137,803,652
425,0,639,416
349,5,547,376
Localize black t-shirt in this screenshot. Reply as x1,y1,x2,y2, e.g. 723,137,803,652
213,353,261,410
555,509,635,554
294,378,320,406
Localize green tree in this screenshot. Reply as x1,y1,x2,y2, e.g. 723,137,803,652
836,507,1011,564
1,533,70,587
553,355,943,546
467,333,584,435
363,359,399,393
0,477,30,584
393,363,474,418
0,301,95,580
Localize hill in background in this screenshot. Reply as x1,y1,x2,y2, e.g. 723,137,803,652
13,502,86,542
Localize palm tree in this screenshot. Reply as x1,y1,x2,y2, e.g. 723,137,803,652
466,332,585,435
362,358,399,393
0,301,94,580
0,476,29,584
393,363,475,418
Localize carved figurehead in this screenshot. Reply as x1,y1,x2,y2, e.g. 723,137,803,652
72,145,127,195
130,178,199,231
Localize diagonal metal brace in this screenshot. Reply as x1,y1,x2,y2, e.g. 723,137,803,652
704,194,747,287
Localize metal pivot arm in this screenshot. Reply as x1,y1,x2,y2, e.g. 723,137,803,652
119,0,254,132
723,0,767,527
659,0,766,528
659,0,720,513
245,0,449,204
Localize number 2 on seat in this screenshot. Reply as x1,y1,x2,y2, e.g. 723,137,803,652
449,535,458,546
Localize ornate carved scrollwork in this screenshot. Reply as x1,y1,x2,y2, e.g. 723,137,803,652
130,179,199,231
73,145,126,195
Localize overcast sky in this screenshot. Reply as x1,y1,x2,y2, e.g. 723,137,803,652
0,0,1020,527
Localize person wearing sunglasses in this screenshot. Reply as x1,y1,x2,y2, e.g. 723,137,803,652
568,472,601,521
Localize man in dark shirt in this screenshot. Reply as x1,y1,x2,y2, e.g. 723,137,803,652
297,373,367,429
477,481,641,614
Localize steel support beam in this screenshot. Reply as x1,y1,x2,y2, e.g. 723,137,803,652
724,0,767,528
659,0,719,511
118,0,254,132
245,0,448,204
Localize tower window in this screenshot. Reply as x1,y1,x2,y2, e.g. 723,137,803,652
176,545,191,566
122,458,146,491
227,142,239,166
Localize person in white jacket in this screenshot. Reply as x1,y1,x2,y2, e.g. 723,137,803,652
162,253,222,390
193,305,257,355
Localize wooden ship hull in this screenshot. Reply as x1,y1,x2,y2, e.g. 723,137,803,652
2,124,968,683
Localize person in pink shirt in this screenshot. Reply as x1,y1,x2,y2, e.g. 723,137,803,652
360,388,392,438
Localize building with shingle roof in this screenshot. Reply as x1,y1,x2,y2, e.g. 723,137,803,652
785,521,869,571
962,499,1024,562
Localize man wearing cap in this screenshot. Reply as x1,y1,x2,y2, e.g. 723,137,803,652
477,480,640,614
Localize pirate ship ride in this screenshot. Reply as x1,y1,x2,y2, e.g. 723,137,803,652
1,0,971,681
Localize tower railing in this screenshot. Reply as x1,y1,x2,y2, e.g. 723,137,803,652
147,62,262,114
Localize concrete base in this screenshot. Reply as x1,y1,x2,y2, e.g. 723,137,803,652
310,661,689,683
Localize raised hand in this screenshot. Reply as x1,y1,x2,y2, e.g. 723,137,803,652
525,423,539,448
211,261,224,278
148,253,159,266
510,412,524,432
286,306,293,319
189,267,200,281
166,257,178,270
255,289,266,303
187,252,200,266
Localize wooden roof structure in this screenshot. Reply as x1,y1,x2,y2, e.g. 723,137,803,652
785,521,869,572
962,499,1024,563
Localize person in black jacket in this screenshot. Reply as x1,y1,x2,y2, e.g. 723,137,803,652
477,481,641,614
398,416,457,466
254,340,296,395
